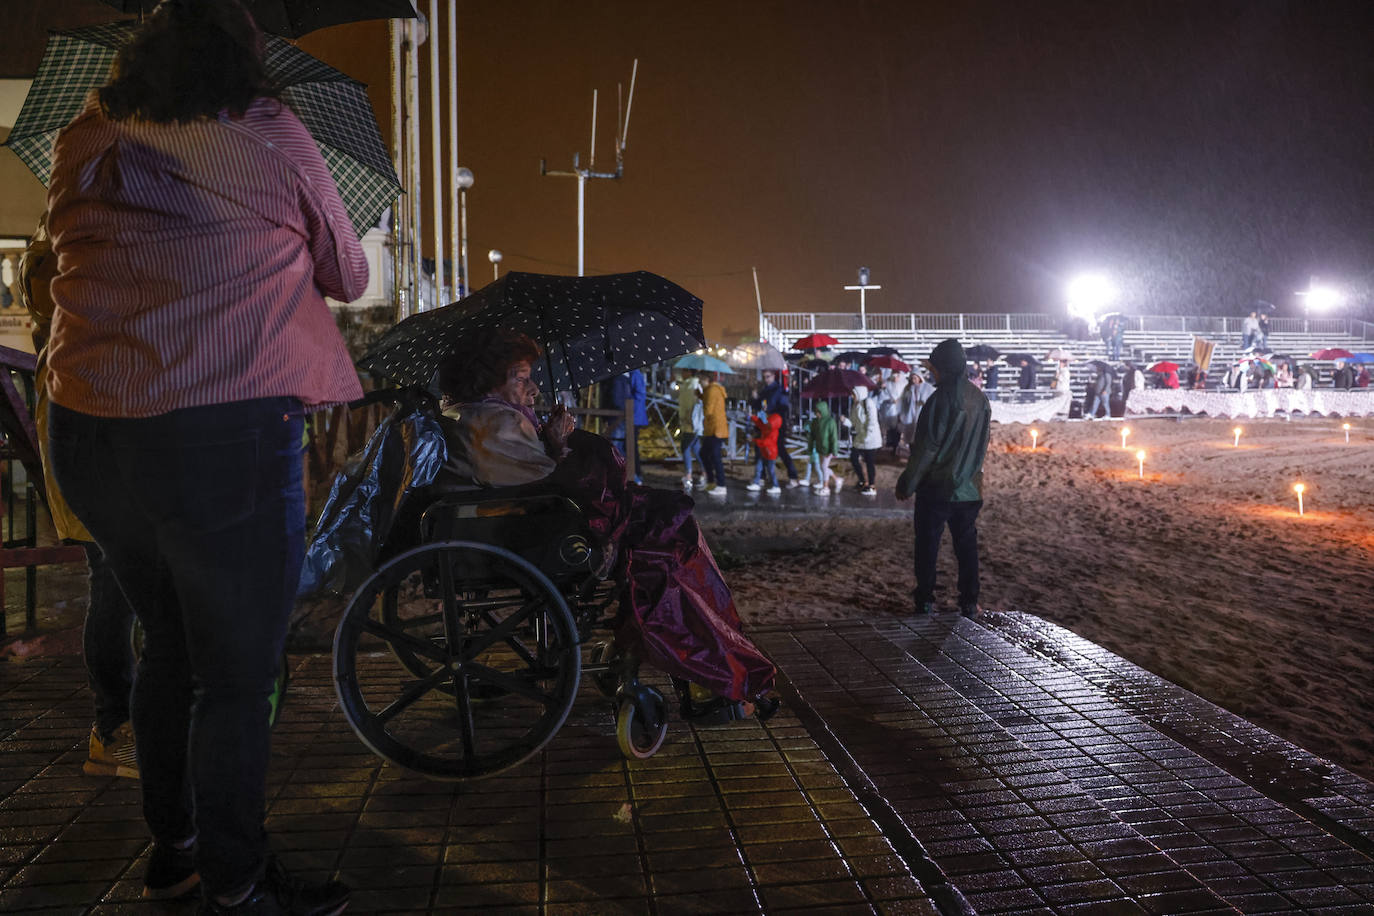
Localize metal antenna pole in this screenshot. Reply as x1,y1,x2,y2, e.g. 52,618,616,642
539,60,639,277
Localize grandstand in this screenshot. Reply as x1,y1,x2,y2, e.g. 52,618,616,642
759,312,1374,398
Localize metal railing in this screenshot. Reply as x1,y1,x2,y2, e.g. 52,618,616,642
761,312,1373,346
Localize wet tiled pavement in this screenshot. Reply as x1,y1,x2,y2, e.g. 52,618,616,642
3,613,1373,913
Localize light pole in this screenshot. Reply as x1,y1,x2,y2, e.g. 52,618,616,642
488,248,503,282
455,167,473,297
844,266,881,330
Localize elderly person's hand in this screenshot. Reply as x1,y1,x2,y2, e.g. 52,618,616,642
542,403,575,454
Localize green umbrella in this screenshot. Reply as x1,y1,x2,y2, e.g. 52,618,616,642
674,353,734,374
4,22,399,238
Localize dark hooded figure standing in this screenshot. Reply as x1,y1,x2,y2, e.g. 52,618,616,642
895,339,991,616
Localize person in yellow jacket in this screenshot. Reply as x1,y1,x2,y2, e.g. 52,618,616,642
699,371,729,496
21,215,138,779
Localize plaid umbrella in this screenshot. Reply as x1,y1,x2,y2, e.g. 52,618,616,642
358,271,705,398
97,0,418,38
4,22,399,238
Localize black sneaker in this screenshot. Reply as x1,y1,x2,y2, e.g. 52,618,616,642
959,603,984,618
915,601,937,615
199,856,349,915
144,841,199,900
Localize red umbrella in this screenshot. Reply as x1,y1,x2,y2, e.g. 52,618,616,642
1310,348,1355,360
800,368,878,398
863,354,911,373
1148,361,1180,373
792,333,839,350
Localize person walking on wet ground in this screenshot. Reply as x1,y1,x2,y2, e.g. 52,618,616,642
896,339,991,617
842,382,882,495
746,411,782,493
675,369,703,488
699,371,729,496
757,369,800,486
803,401,839,493
1085,363,1113,419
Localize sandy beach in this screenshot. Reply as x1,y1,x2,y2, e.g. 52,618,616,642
700,416,1374,782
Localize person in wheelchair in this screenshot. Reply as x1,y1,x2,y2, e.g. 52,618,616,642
433,328,777,722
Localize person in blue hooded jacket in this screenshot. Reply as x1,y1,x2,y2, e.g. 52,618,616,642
607,369,649,483
895,339,991,617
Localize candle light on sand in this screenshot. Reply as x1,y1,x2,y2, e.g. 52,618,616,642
1343,423,1351,443
1232,426,1242,447
1121,426,1130,449
1030,428,1039,450
1136,449,1146,479
1293,482,1305,515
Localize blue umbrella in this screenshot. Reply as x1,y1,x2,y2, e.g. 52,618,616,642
674,353,734,374
1348,353,1374,364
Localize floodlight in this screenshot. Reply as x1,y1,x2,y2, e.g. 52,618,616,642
1305,286,1343,312
1066,273,1117,320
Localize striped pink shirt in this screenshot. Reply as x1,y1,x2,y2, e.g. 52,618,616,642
46,93,368,418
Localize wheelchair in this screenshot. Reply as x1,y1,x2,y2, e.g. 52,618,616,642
331,481,672,781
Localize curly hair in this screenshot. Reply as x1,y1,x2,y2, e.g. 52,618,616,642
437,328,544,403
99,0,277,124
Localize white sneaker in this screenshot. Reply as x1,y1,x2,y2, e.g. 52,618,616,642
681,475,693,488
786,480,801,489
766,485,782,495
706,483,728,496
861,486,877,496
745,482,762,492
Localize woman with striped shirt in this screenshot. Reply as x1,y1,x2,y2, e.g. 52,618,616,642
45,1,362,912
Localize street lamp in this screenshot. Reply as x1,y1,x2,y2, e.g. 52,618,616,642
455,166,474,297
844,267,881,330
488,248,503,282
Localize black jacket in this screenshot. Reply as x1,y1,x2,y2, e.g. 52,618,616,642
897,339,991,502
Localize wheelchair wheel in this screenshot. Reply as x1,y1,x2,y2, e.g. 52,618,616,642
616,690,668,760
334,540,580,780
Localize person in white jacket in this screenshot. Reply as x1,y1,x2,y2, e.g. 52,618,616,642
842,384,883,495
878,371,909,454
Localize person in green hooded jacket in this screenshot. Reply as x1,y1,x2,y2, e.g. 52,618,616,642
803,401,840,493
896,338,991,616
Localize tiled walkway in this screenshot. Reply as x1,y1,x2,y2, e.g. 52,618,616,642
3,613,1373,914
0,655,933,915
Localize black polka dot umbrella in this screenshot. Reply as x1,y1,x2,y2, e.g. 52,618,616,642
357,271,706,399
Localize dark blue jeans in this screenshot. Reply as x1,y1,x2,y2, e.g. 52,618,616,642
82,541,135,737
913,498,982,607
49,398,305,897
700,436,726,484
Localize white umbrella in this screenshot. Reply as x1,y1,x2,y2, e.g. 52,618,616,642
727,340,786,371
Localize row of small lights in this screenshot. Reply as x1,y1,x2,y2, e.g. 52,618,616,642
1027,422,1357,515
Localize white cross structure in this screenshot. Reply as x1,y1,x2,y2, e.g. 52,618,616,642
844,267,881,330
